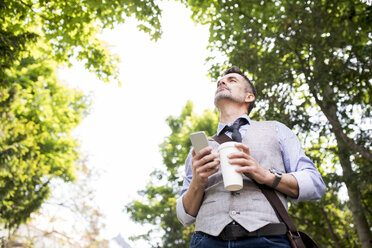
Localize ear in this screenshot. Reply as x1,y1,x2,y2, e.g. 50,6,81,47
245,93,255,103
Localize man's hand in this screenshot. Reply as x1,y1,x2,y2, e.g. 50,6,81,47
182,147,219,217
229,143,299,197
191,146,220,188
228,143,270,184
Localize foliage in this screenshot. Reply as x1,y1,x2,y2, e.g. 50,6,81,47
0,0,162,84
127,1,371,247
125,101,219,248
180,0,372,247
126,101,360,247
1,0,163,242
0,57,88,235
6,158,109,248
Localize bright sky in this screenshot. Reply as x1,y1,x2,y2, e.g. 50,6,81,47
58,2,222,247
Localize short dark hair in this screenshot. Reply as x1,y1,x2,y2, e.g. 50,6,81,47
222,66,256,115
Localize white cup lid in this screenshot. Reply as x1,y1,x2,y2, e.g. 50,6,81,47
217,141,238,151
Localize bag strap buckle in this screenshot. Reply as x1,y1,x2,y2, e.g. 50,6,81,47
288,230,301,238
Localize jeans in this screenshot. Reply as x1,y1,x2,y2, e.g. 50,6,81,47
189,232,291,248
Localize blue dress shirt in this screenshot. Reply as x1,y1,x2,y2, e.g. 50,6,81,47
176,114,326,226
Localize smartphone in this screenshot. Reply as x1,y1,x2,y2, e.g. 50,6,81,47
190,131,209,154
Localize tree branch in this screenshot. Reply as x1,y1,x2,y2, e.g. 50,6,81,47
318,206,343,248
19,0,33,9
319,103,372,162
293,48,372,162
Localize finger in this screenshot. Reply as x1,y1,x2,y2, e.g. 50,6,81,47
193,146,213,160
229,158,250,167
228,151,249,160
235,143,250,155
205,159,220,171
199,165,219,178
194,157,220,173
235,164,253,173
195,160,220,176
192,153,219,168
199,152,219,165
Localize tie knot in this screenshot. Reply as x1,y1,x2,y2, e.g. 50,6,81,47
225,118,247,131
222,118,248,142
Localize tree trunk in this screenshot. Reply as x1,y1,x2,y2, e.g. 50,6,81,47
308,73,372,248
319,207,343,248
336,137,372,248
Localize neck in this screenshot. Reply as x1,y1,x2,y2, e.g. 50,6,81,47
217,100,248,124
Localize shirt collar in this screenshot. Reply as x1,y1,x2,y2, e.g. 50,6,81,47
217,114,251,135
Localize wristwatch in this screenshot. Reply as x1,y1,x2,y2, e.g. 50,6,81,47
269,168,283,188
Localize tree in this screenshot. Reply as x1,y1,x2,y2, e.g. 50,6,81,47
180,0,372,247
127,101,363,247
7,158,109,248
0,57,89,241
125,102,219,248
0,0,162,85
1,0,163,242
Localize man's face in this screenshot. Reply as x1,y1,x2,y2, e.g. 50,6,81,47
214,73,249,106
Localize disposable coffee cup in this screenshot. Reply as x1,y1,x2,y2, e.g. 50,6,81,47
218,141,243,191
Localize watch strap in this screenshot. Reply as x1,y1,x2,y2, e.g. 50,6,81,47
270,169,282,188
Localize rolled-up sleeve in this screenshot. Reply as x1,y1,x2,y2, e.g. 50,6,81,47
276,122,326,202
176,151,197,226
176,193,196,226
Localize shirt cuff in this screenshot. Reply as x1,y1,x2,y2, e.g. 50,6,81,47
176,194,196,226
289,170,325,202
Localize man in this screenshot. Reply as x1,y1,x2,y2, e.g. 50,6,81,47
176,66,326,247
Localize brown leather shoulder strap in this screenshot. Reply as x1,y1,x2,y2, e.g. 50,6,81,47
257,184,298,232
211,133,233,144
212,132,302,240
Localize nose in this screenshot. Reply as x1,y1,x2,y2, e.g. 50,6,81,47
217,79,226,87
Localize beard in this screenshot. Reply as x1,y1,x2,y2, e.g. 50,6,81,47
214,89,246,107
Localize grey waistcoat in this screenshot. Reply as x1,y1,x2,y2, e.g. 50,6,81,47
194,121,287,236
